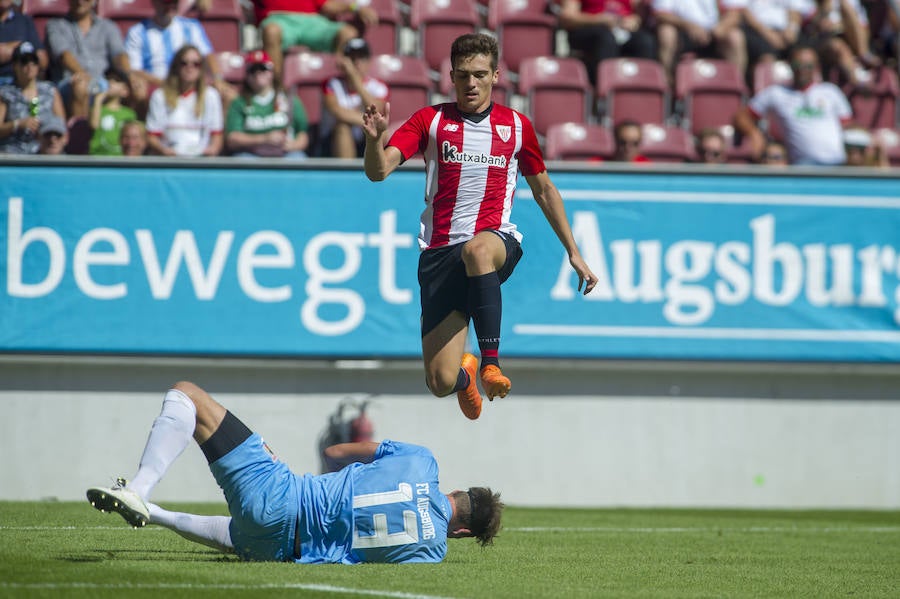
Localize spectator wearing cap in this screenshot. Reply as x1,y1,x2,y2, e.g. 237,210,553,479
124,0,235,110
46,0,131,119
224,49,309,158
119,119,148,156
88,67,137,155
255,0,379,84
0,42,67,154
320,37,387,158
38,114,68,154
0,0,49,85
843,127,889,167
145,44,223,156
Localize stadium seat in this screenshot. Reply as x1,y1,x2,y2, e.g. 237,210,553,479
872,127,900,166
544,122,613,161
752,59,793,95
97,0,155,39
487,0,556,75
178,0,244,53
844,66,900,131
368,54,433,123
409,0,480,73
639,123,694,162
517,56,592,137
596,57,668,127
675,58,748,135
336,0,403,56
438,56,513,105
208,50,246,85
282,52,340,154
21,0,71,41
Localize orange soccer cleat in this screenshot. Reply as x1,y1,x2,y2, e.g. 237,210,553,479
456,353,483,420
480,364,511,400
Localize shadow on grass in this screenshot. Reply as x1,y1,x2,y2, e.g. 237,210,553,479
58,549,238,563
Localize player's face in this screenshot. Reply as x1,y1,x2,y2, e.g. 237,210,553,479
451,54,498,114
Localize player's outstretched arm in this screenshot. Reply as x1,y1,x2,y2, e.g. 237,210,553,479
363,102,402,181
323,441,381,469
525,171,598,295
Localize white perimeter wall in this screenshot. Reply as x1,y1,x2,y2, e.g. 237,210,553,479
1,355,898,508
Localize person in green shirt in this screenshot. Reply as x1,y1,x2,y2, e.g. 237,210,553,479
225,50,309,159
88,67,137,156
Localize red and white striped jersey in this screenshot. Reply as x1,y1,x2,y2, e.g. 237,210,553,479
387,103,546,250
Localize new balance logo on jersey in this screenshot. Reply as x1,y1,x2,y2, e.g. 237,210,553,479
441,141,508,166
442,123,459,132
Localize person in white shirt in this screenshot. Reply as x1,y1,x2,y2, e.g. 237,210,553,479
733,44,853,165
652,0,747,83
146,44,223,156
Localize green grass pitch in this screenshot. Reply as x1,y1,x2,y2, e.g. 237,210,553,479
1,501,898,598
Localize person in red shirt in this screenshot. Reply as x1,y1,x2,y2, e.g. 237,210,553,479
254,0,378,83
361,33,598,421
611,119,651,162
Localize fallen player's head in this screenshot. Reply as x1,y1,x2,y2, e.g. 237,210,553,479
450,487,504,547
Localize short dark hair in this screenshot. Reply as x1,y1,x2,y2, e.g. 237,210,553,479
461,487,504,547
451,33,499,71
614,119,642,141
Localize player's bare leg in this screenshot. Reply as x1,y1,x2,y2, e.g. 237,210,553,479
422,312,482,419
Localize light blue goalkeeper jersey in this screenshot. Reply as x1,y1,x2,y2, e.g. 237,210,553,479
294,440,452,564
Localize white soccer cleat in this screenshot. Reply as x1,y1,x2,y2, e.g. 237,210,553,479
86,477,149,528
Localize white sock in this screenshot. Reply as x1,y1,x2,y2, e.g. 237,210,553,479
128,389,196,501
148,503,233,553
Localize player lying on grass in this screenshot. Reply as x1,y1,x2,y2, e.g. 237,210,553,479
87,381,503,563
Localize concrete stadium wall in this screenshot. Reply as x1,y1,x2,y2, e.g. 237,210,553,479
2,355,898,509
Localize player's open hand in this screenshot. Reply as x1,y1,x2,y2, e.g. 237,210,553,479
362,102,390,140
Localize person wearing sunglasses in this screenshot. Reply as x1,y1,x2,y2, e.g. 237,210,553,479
224,49,309,158
0,42,66,154
612,119,650,162
759,139,788,166
145,44,223,156
693,127,727,164
733,44,853,165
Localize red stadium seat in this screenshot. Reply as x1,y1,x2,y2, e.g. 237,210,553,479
409,0,480,73
22,0,71,41
282,52,340,154
208,50,246,85
844,66,900,131
336,0,403,56
518,56,592,137
368,54,433,123
675,58,748,135
438,57,513,105
752,59,793,95
178,0,244,53
487,0,556,74
97,0,155,39
639,123,694,162
544,122,613,161
596,57,668,127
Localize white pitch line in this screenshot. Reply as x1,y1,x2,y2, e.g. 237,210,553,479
507,526,900,533
0,582,457,599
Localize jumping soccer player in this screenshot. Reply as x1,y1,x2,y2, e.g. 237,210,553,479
362,33,598,420
86,381,503,563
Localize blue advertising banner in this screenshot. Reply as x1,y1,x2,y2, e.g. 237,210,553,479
2,164,899,361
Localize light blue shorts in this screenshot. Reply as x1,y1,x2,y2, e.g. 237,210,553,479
209,433,299,561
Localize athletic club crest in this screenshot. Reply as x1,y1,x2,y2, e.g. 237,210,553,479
495,125,511,142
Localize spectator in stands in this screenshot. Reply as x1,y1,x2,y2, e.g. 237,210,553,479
796,0,878,86
88,67,136,155
760,139,788,165
652,0,747,85
46,0,132,119
125,0,235,110
254,0,378,84
843,126,889,166
694,127,727,163
737,0,803,82
320,37,387,158
733,44,853,164
611,119,650,162
0,42,67,154
37,113,68,153
557,0,657,87
224,49,309,158
145,44,223,156
0,0,49,85
119,118,148,155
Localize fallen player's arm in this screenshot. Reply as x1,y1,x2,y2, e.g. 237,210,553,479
323,441,381,469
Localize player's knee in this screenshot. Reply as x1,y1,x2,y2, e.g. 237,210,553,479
171,380,204,403
460,238,493,269
424,371,454,398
